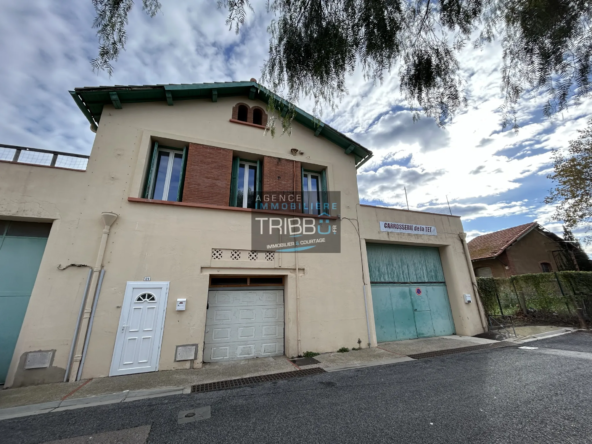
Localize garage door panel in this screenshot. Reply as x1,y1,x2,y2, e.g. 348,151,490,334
390,286,417,341
204,289,284,362
206,305,285,325
371,286,396,343
0,224,50,384
427,285,456,336
204,339,285,362
208,290,283,307
204,322,284,343
368,243,455,343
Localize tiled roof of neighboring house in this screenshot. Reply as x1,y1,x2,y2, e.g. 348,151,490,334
69,81,373,168
468,222,538,261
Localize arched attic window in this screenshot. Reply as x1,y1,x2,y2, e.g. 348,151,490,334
237,105,248,122
253,108,263,126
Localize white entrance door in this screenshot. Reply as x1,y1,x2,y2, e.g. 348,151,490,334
109,282,169,376
204,289,284,362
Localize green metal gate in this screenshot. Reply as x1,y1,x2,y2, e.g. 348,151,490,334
367,243,455,342
0,221,51,384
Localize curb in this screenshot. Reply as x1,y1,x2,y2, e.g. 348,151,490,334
0,386,186,421
511,328,577,344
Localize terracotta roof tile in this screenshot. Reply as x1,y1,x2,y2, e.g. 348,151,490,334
468,222,538,261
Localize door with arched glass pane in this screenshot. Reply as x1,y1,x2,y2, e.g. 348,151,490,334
110,282,169,376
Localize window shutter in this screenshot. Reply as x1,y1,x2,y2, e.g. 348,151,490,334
176,146,188,202
321,169,329,214
144,142,159,198
256,159,262,209
229,157,240,207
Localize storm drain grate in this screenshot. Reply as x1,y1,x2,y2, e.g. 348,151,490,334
407,341,516,359
191,367,326,393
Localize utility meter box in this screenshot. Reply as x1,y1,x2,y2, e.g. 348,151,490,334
176,298,187,311
463,294,472,304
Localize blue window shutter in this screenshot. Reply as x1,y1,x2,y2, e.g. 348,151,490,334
256,159,262,209
229,157,240,207
144,142,159,198
321,169,328,213
176,146,188,202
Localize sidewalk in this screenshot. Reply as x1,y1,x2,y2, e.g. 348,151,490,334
0,330,573,421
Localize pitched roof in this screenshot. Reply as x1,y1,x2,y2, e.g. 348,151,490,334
69,81,373,168
468,222,538,261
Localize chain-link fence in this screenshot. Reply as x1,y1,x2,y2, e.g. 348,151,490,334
477,271,592,327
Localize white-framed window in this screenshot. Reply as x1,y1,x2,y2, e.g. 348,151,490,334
152,148,184,201
303,171,323,215
237,161,258,208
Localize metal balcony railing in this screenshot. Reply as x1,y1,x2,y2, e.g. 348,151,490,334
0,144,89,171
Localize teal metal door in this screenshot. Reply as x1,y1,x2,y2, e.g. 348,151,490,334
0,221,51,384
368,244,455,342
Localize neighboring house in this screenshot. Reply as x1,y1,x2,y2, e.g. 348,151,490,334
0,81,485,388
468,222,587,278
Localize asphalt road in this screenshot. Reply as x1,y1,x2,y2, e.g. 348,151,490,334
2,332,592,444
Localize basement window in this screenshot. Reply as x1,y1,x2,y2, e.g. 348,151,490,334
541,262,552,273
144,142,187,201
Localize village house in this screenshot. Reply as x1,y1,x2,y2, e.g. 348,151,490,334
0,81,486,387
468,222,591,278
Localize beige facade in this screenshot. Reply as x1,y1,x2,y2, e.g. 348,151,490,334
0,93,486,387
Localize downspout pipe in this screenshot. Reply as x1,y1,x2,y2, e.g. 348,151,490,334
295,250,301,356
459,232,488,331
77,269,106,380
68,212,118,381
64,267,93,382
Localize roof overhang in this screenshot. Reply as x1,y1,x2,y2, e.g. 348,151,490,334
469,222,539,262
70,81,373,168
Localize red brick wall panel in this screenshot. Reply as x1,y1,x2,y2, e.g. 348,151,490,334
182,143,233,206
262,156,302,213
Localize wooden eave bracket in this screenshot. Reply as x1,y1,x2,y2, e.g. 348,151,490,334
314,123,325,137
109,92,122,109
212,89,218,102
166,91,174,106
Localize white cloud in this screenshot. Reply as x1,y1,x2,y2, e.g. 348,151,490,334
1,0,590,250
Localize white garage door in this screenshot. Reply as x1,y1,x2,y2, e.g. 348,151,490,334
204,289,284,362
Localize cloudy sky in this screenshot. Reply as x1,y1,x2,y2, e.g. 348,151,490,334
1,1,591,251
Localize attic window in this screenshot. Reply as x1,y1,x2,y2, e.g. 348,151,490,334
237,105,248,122
253,108,263,125
231,103,267,128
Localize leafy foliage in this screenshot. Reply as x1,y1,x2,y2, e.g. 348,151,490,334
477,272,592,326
561,226,592,270
546,118,592,242
91,0,161,75
90,0,592,128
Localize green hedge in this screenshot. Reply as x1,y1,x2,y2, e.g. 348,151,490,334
477,271,592,322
